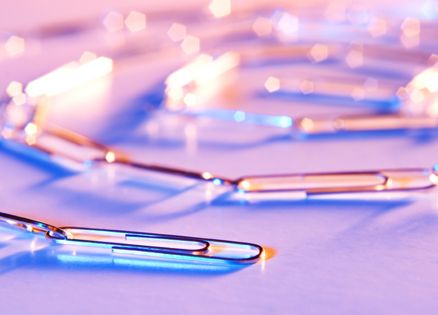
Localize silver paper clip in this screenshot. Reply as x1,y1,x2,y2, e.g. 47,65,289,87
0,211,263,264
1,95,437,202
232,167,438,202
164,47,438,134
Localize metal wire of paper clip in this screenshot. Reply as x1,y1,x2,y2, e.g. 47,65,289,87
163,47,438,134
0,211,263,264
2,111,438,203
1,54,438,203
232,167,438,202
2,2,438,138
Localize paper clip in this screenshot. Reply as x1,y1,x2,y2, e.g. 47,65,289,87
164,49,438,134
0,211,263,264
233,167,438,202
1,95,437,202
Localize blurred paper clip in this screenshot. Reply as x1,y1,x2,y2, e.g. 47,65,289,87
1,54,438,202
233,167,438,202
0,211,263,264
164,49,438,134
3,113,438,203
1,85,437,202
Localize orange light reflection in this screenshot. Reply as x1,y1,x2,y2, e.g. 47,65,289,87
25,55,113,98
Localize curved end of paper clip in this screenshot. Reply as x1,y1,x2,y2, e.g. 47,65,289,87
48,227,264,265
0,211,265,266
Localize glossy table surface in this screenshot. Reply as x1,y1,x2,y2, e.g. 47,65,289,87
1,1,438,314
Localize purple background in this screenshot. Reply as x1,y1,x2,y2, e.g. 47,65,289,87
1,1,438,314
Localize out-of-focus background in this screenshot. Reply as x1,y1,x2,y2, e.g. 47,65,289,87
1,0,438,314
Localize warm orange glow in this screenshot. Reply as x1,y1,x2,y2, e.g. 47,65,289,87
105,151,116,163
44,75,112,136
165,52,239,109
400,18,421,37
166,54,213,89
193,52,239,84
410,89,426,104
208,0,231,18
299,117,315,132
400,17,420,48
24,122,38,135
429,173,438,185
410,67,438,92
202,172,213,180
264,76,281,93
403,65,438,116
6,81,23,97
165,55,212,109
259,246,275,272
308,44,329,63
124,11,147,32
24,122,38,145
165,87,185,109
238,180,251,191
25,55,113,98
183,93,198,107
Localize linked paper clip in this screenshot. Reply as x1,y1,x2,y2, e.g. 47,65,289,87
233,167,438,202
0,211,263,264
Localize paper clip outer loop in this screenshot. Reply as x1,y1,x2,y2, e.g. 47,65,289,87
0,211,66,238
0,212,263,264
235,168,438,195
48,227,263,264
47,227,211,254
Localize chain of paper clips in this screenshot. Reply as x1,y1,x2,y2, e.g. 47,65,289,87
0,211,263,264
1,3,438,265
1,7,437,199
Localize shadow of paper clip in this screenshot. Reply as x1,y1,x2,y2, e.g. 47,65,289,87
0,211,263,265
